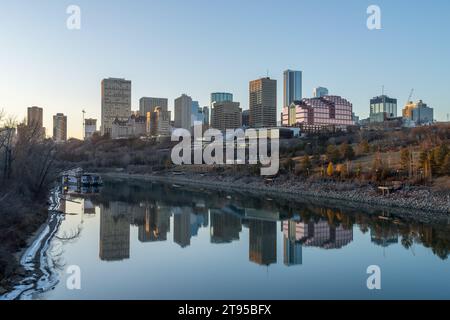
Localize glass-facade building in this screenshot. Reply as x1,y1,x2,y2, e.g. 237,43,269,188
191,101,204,125
283,70,302,108
211,92,233,104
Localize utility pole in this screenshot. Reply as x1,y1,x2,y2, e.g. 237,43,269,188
82,109,86,140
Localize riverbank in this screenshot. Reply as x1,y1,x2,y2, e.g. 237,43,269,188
102,171,450,223
0,189,63,300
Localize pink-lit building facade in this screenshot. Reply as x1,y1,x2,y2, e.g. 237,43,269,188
282,95,354,128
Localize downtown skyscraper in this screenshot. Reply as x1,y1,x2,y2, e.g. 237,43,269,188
174,94,192,130
283,70,302,108
101,78,132,136
249,77,277,128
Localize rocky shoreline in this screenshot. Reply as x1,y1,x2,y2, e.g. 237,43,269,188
102,172,450,223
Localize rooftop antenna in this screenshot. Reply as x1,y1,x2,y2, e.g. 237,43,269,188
266,69,269,78
382,85,384,96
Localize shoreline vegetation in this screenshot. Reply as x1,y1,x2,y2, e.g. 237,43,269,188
0,116,60,295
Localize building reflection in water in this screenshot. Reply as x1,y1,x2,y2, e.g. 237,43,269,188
99,202,131,261
138,203,171,242
248,220,277,266
283,220,302,266
210,210,242,244
173,207,192,248
90,181,450,267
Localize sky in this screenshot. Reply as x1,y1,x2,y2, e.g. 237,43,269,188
0,0,449,139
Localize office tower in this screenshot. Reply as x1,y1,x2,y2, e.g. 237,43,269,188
27,106,43,128
101,78,132,136
202,106,210,126
241,110,250,127
370,95,398,122
149,106,171,137
191,101,204,125
249,77,277,128
52,113,67,142
282,96,353,127
313,87,329,98
99,202,130,261
84,118,97,140
211,101,242,131
139,97,168,115
403,100,434,125
111,114,146,139
248,220,277,266
27,106,45,139
283,70,302,108
211,92,233,105
174,94,192,130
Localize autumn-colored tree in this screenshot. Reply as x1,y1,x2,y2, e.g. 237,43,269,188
327,162,334,177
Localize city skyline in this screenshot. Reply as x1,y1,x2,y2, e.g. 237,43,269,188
1,0,450,138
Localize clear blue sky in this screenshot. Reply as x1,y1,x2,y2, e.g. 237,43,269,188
1,0,449,138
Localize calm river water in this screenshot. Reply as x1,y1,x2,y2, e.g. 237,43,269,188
37,179,450,300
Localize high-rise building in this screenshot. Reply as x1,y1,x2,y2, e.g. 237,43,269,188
149,107,171,137
242,109,250,127
211,92,233,105
211,101,242,132
313,87,329,98
139,97,168,115
27,106,45,139
403,100,434,125
52,113,67,142
283,70,302,107
174,94,192,130
111,114,146,139
282,96,353,127
249,77,277,128
370,95,397,122
84,118,97,140
27,106,43,128
101,78,131,136
191,101,204,126
202,106,210,126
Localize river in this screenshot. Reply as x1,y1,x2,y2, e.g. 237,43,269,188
35,179,449,299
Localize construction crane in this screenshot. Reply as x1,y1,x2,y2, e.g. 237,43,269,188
406,88,414,105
